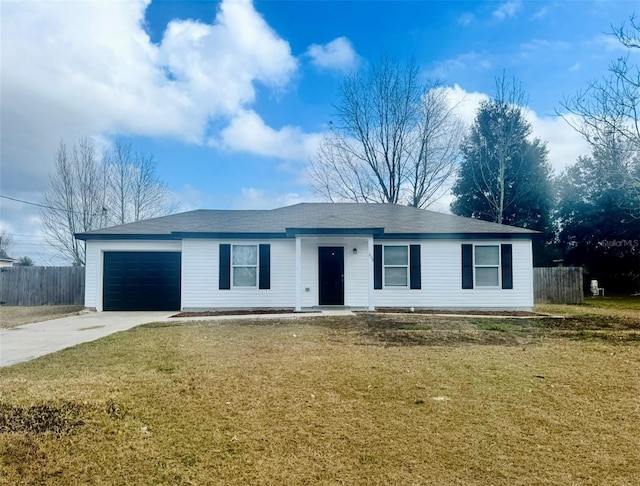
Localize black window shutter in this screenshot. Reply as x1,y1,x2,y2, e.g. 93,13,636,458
259,244,271,289
501,244,513,289
410,244,421,289
462,244,473,289
219,244,231,290
374,244,382,289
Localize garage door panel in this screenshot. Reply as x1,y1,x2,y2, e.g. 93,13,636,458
103,252,181,311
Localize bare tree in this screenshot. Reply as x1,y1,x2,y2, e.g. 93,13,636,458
105,140,134,226
104,140,178,226
560,17,640,150
559,15,640,218
484,74,529,224
0,229,14,258
42,139,105,266
408,86,464,207
613,15,640,50
309,55,462,208
559,60,639,153
128,151,179,222
42,138,179,265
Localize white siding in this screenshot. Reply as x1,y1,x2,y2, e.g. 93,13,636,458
86,236,534,312
84,240,182,311
181,239,296,309
374,239,533,310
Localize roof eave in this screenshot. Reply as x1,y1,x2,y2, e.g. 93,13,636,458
285,227,385,237
378,232,537,240
75,233,178,241
173,232,288,239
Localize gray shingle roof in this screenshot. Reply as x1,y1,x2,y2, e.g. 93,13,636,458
75,203,538,239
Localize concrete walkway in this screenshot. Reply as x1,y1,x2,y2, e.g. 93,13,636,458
0,311,172,367
0,309,356,368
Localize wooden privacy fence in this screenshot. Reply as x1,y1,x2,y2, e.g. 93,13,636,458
0,266,85,306
533,267,584,304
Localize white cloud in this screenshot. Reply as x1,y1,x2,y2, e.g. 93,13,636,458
0,192,61,265
527,111,591,174
531,6,548,20
233,188,308,209
173,184,223,211
218,110,323,162
306,37,359,73
520,39,570,53
1,0,298,193
492,1,522,20
441,85,590,174
585,34,631,53
438,84,489,127
458,12,474,26
429,52,492,80
0,0,316,261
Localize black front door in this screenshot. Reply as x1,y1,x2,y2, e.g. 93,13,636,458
318,247,344,305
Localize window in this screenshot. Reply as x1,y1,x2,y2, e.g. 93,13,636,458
475,245,499,287
383,245,408,287
232,245,258,287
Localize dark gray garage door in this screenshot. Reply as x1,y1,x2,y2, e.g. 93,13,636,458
103,252,181,311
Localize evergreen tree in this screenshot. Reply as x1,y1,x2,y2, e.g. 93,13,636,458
557,139,640,292
15,256,34,266
451,80,554,265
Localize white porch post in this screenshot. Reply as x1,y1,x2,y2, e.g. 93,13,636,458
295,236,302,311
368,236,375,310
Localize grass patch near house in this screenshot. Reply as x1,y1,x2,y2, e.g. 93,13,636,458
536,295,640,317
474,320,528,333
1,312,640,485
0,305,85,329
536,297,640,336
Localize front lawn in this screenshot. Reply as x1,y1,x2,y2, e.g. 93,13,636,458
0,305,85,329
1,312,639,485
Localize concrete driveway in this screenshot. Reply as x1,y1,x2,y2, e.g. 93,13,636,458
0,311,172,367
0,309,356,368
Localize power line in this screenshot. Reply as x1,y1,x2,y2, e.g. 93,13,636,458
0,194,91,216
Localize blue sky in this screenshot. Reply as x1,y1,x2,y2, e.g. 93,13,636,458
1,0,638,264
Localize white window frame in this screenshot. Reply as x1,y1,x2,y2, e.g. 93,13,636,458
474,244,501,288
232,244,258,288
383,245,409,288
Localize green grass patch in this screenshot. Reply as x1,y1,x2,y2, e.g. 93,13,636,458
583,296,640,311
396,323,432,331
474,320,523,332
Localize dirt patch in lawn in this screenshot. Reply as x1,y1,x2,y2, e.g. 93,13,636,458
546,315,640,331
349,311,640,347
374,307,541,316
356,313,546,347
0,305,85,329
172,309,298,318
536,299,640,336
0,401,85,436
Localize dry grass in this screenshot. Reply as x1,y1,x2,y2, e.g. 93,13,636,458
0,305,85,329
536,296,640,319
1,310,640,485
536,297,640,339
